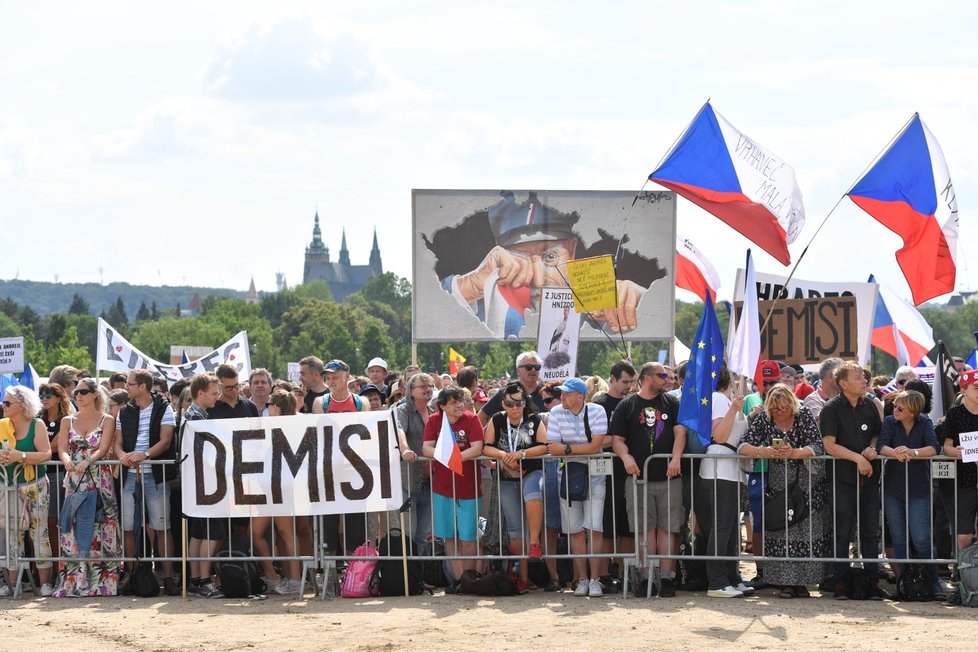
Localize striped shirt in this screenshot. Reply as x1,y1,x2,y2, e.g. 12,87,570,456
547,402,608,484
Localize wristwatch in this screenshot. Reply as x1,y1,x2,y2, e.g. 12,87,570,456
144,451,152,460
564,444,572,455
913,449,919,457
20,451,27,461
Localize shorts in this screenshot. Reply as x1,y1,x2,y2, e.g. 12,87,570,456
747,472,768,533
433,493,482,541
188,516,227,541
953,486,978,535
625,476,683,534
498,470,544,539
559,480,605,535
122,470,171,532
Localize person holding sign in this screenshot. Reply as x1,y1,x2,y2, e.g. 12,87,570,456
943,370,978,557
422,386,484,581
877,390,943,597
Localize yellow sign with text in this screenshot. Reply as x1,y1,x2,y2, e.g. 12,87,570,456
565,255,618,313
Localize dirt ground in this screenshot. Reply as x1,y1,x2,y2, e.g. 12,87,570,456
0,585,972,651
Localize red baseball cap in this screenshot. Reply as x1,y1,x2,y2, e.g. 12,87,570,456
960,370,978,389
755,360,781,389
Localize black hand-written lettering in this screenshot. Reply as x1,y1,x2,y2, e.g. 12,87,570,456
377,420,392,499
271,426,319,504
194,431,227,505
322,425,335,501
232,429,267,505
340,424,373,501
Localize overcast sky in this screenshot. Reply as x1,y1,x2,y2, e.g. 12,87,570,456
2,1,975,305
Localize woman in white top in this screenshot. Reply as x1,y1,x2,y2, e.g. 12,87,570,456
696,364,754,598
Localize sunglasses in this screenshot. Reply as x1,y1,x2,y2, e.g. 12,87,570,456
543,396,558,405
2,401,15,408
653,372,669,380
520,365,542,371
502,399,526,408
73,389,95,397
896,379,908,386
762,380,779,386
39,393,55,399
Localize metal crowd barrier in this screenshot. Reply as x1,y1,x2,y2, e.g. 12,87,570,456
3,452,975,599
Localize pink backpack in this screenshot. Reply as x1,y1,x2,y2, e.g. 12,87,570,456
341,542,379,598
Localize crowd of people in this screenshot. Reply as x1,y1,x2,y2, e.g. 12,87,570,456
0,351,976,606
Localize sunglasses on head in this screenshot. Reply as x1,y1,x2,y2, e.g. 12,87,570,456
520,364,542,371
73,388,95,397
502,399,526,408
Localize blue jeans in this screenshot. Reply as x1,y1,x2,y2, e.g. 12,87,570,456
831,480,880,583
884,491,941,592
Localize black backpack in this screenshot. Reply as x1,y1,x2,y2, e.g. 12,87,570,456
215,543,265,598
370,529,427,596
132,559,160,598
456,569,518,596
417,537,451,588
677,525,708,591
847,568,871,600
897,564,934,602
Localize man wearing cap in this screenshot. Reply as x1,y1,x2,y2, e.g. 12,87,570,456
312,360,368,414
442,191,647,338
546,376,608,597
942,370,978,572
820,360,887,599
365,357,389,400
610,362,686,597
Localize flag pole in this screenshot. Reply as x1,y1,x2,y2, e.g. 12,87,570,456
756,113,920,339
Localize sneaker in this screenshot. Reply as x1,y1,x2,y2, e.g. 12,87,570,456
833,583,849,600
262,577,283,592
747,574,769,590
735,582,756,595
528,543,543,560
40,584,53,597
708,586,744,598
573,578,589,596
198,581,224,598
659,578,676,598
948,592,962,605
163,577,180,596
543,580,561,592
588,578,603,597
186,581,199,596
272,578,301,595
868,583,890,601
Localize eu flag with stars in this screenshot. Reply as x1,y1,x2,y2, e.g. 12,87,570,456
678,294,725,448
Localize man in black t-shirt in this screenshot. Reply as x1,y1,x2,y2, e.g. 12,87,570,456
298,355,329,414
611,361,686,597
820,360,886,599
593,360,637,585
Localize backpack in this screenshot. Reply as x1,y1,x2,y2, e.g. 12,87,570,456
677,525,708,591
896,564,933,602
957,543,978,607
341,541,380,598
323,393,362,411
215,546,265,598
417,537,451,588
370,529,427,596
456,569,518,596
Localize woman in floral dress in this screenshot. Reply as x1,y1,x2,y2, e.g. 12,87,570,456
739,383,830,598
53,379,121,597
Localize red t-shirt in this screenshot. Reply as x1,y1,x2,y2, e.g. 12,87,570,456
423,411,483,499
324,393,360,413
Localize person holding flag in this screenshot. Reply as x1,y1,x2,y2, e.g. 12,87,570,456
422,385,484,582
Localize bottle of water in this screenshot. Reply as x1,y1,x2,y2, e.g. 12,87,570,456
324,560,338,598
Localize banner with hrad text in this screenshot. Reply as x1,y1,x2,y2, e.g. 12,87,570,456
181,411,403,518
96,318,251,385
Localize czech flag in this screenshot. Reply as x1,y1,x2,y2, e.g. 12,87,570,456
676,235,720,302
650,102,805,266
448,347,466,375
848,115,958,305
434,412,464,476
868,274,934,367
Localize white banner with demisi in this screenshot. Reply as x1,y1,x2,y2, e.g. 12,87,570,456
181,411,403,518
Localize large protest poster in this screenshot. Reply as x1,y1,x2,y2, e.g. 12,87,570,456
734,297,859,366
413,190,675,342
182,411,402,518
96,318,251,385
536,288,582,383
733,269,877,365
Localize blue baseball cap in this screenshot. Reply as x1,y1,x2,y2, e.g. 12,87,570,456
555,377,587,395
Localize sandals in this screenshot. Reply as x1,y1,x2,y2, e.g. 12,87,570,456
778,586,810,599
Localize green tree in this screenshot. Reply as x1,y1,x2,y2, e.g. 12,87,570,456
0,312,21,338
106,296,128,327
130,317,228,362
43,325,93,373
68,294,91,315
135,302,151,321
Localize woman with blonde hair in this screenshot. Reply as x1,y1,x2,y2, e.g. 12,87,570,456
53,377,121,596
584,376,609,403
739,383,829,598
0,385,53,596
